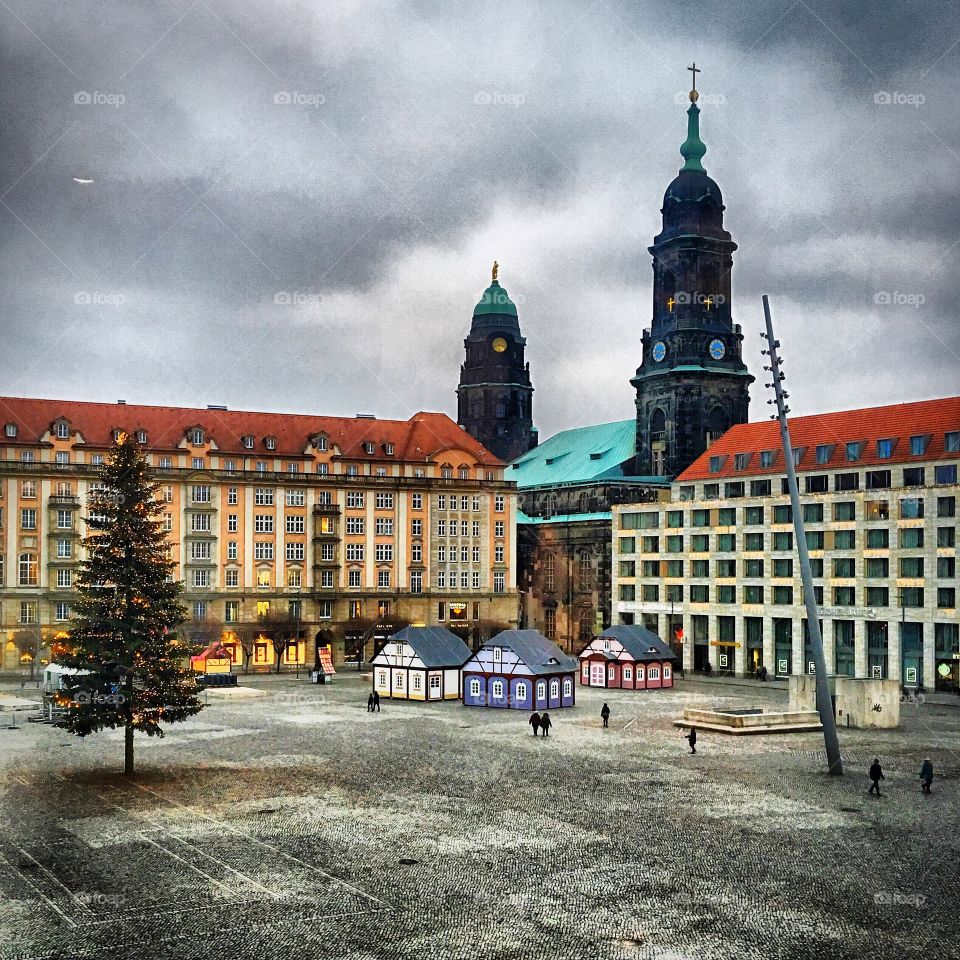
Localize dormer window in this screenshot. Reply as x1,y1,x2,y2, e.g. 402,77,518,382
242,435,254,449
135,429,147,444
845,441,863,462
111,428,123,442
190,428,204,446
54,420,70,439
363,441,375,455
876,438,894,459
315,435,328,452
5,423,17,438
384,442,394,456
264,436,276,450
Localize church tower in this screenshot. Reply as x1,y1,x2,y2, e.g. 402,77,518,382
631,67,753,477
457,263,536,462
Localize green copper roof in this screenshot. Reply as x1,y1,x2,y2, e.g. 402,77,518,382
680,102,706,173
474,279,517,317
508,419,637,487
517,509,613,525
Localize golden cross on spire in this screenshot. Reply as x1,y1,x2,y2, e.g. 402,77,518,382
666,296,676,312
492,260,499,282
687,62,700,102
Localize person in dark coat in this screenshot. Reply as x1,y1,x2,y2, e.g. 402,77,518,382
685,726,697,754
372,690,381,712
367,692,374,713
601,703,611,728
869,758,884,796
529,711,541,736
920,758,934,794
761,666,768,682
703,661,712,677
540,711,552,737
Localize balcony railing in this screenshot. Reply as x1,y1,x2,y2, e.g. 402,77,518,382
49,495,81,507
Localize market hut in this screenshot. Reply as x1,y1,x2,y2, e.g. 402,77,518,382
371,626,472,701
578,624,677,690
462,629,577,710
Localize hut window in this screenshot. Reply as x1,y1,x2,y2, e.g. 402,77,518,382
492,646,502,664
413,674,422,690
536,681,546,700
664,665,672,679
624,667,633,681
563,678,572,697
469,678,481,697
649,667,660,680
516,681,527,700
550,679,560,699
491,680,504,699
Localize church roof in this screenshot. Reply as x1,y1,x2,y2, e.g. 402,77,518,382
677,396,960,481
508,419,644,488
473,279,518,317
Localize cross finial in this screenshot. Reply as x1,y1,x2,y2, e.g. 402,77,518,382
492,260,499,282
687,62,700,102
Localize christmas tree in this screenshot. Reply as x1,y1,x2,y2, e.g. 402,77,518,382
56,431,203,774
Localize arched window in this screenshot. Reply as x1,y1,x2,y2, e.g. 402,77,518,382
515,681,527,702
536,680,546,702
491,679,504,700
563,678,572,697
661,269,677,311
579,555,593,592
651,408,668,475
650,408,666,439
469,395,483,418
707,406,727,447
550,679,560,699
578,607,593,641
543,554,556,590
18,553,38,586
495,398,507,419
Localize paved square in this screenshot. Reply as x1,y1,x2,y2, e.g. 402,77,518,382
1,675,957,959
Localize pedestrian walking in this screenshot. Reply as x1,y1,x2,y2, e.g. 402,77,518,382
540,711,552,737
761,666,768,682
685,726,697,754
529,711,541,736
373,690,381,712
600,703,611,729
367,692,374,713
869,758,884,796
920,758,934,794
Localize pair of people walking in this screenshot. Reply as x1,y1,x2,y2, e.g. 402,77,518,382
366,690,381,712
528,711,552,737
868,757,935,796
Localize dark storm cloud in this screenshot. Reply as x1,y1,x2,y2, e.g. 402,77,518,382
1,0,957,437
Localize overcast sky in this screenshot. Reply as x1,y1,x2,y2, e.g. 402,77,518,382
1,0,957,439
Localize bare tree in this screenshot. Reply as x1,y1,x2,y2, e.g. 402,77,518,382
257,612,298,673
233,623,260,675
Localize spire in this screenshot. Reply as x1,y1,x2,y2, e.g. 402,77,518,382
680,62,706,173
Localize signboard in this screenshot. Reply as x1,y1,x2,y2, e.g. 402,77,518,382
904,667,917,684
203,657,232,675
718,652,729,668
871,665,883,680
777,658,788,675
808,661,816,675
709,641,740,648
448,602,468,623
318,649,336,676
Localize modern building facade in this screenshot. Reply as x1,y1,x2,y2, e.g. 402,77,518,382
457,263,537,463
631,80,753,477
611,397,960,691
0,397,520,673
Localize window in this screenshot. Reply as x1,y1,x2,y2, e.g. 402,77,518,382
773,586,793,605
286,542,305,561
703,483,720,500
346,544,364,562
666,510,684,528
935,464,958,485
773,558,793,578
900,527,924,549
346,491,364,509
845,441,863,461
833,586,855,606
254,515,274,533
805,474,828,494
875,438,894,458
834,472,859,491
19,602,36,624
866,587,888,607
690,584,708,603
493,572,505,594
834,529,855,550
691,534,709,553
938,588,956,609
744,558,764,578
374,544,393,562
771,504,791,524
833,558,856,578
937,557,955,579
900,557,924,578
717,585,736,604
254,542,274,561
4,422,16,437
833,501,856,522
56,568,72,588
900,587,924,608
18,553,38,586
375,517,394,536
346,517,365,535
20,509,37,530
348,569,362,588
192,569,209,588
865,500,889,521
899,497,924,519
773,531,793,550
945,431,960,452
750,479,772,497
805,531,824,550
716,533,735,552
744,585,763,604
866,528,889,549
803,503,823,523
190,541,211,560
760,450,776,468
938,496,956,518
286,515,305,534
866,470,891,490
494,521,504,537
225,569,239,587
937,526,955,547
903,467,925,488
494,495,504,512
743,532,763,552
255,488,274,506
375,492,394,509
718,507,736,526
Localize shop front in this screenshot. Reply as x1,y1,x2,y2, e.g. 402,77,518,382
934,623,959,693
774,617,792,677
834,620,855,677
901,622,924,688
867,621,889,679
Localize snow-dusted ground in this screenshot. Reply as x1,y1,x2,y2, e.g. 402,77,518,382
0,673,956,960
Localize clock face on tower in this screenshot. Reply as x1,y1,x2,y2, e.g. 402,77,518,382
491,337,508,353
708,338,726,360
652,341,667,363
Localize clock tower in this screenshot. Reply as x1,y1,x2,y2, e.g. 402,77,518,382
631,69,753,477
457,263,536,462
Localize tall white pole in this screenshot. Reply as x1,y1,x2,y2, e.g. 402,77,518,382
761,295,843,775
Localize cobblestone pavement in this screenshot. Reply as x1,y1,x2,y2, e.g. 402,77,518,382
0,674,957,960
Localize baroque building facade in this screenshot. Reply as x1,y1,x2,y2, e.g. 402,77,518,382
0,397,520,673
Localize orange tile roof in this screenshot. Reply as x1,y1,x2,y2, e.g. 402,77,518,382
678,396,960,481
0,396,502,465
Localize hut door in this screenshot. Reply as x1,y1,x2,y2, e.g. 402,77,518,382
589,663,605,687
